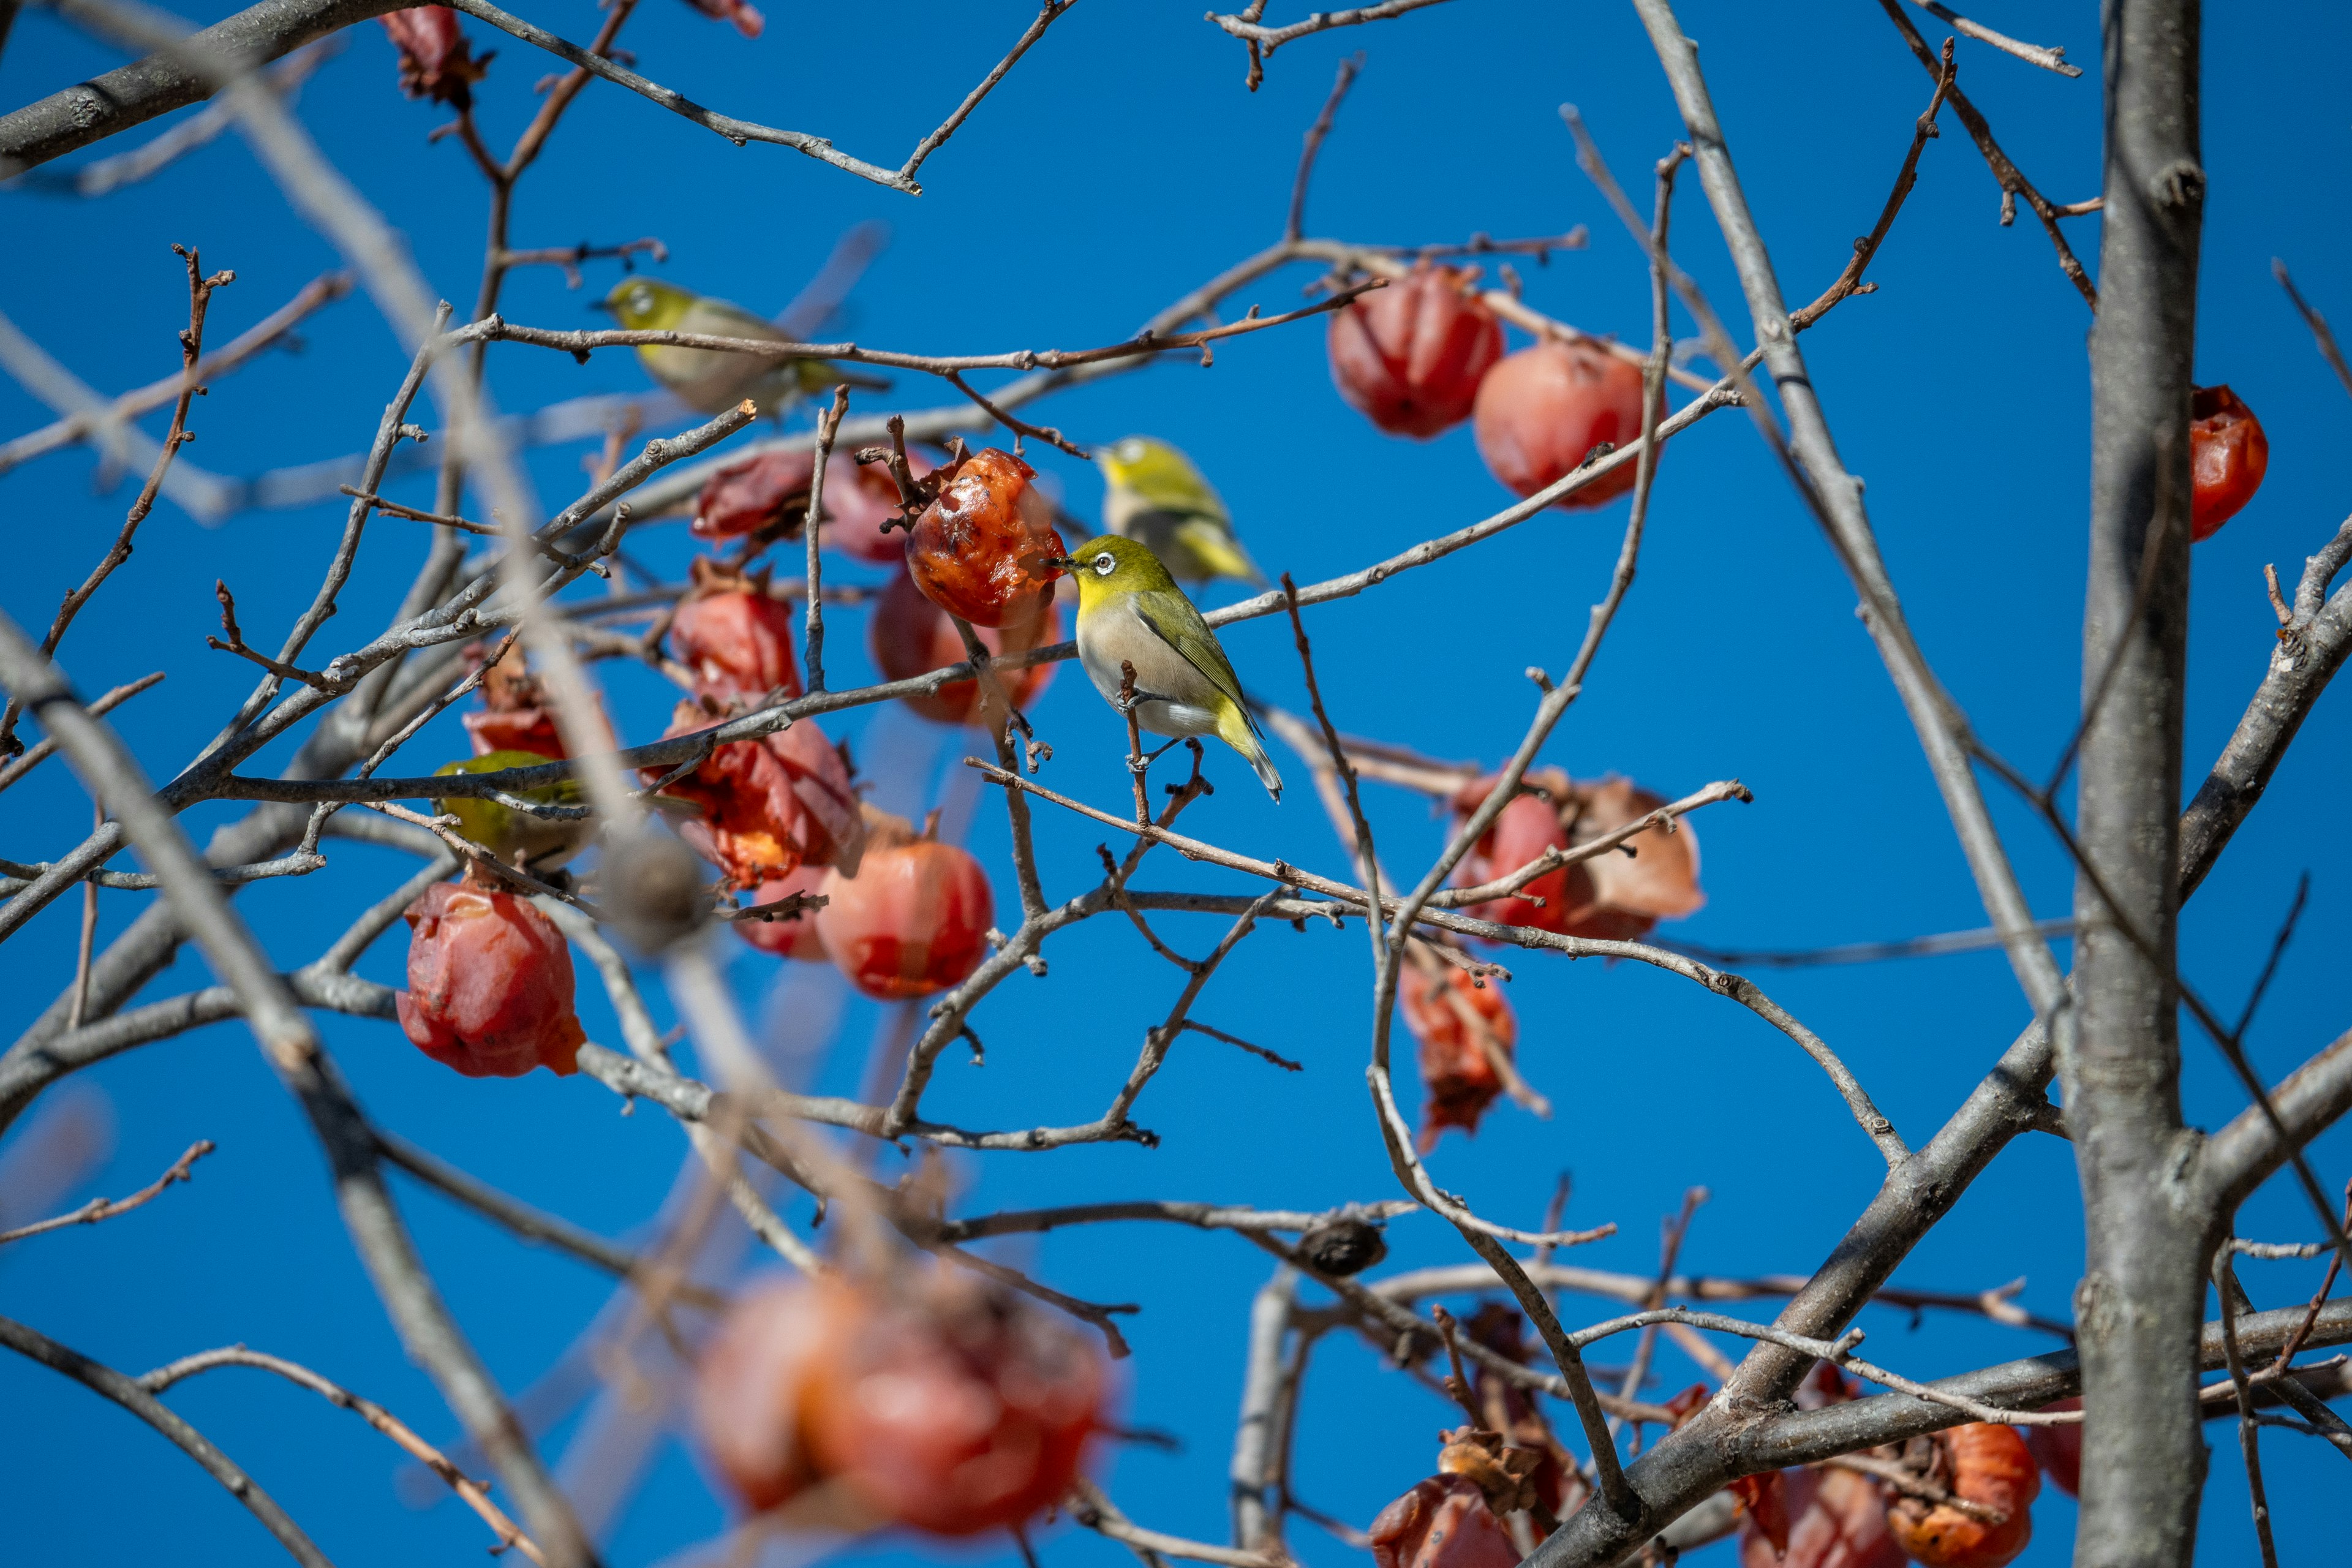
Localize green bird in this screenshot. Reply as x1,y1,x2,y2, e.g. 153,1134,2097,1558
1096,435,1267,588
597,277,888,416
434,750,594,871
1054,536,1282,800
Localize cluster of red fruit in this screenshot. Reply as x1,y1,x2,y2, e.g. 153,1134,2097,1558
390,443,1072,1077
1329,265,2275,540
693,1270,1106,1536
1725,1368,2073,1568
1327,263,1650,508
1400,771,1706,1149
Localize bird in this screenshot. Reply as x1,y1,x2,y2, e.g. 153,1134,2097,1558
1054,535,1283,800
434,750,594,872
597,277,888,416
1095,435,1267,587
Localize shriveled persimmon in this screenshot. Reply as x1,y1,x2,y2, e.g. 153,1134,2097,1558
1472,340,1648,508
869,564,1060,726
396,876,585,1078
461,645,567,758
905,447,1066,628
815,809,993,1001
1400,960,1514,1151
1328,263,1504,438
695,1271,1106,1536
1884,1423,2038,1568
2023,1398,2080,1497
823,448,934,564
1370,1474,1523,1568
691,449,818,543
669,560,801,706
2190,383,2268,541
647,701,862,889
1452,769,1704,942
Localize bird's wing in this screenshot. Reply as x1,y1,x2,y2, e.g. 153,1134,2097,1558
680,298,788,342
1133,595,1261,736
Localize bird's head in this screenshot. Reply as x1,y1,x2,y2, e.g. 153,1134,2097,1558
598,277,698,331
1049,535,1178,602
1095,435,1207,502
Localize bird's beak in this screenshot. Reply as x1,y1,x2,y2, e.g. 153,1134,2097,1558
1044,556,1078,572
587,298,615,315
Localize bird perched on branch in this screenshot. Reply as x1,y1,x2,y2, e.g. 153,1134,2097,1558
1054,536,1282,800
434,750,594,872
597,277,888,416
1096,436,1266,587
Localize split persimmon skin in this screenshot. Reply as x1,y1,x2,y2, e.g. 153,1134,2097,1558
1329,263,1505,439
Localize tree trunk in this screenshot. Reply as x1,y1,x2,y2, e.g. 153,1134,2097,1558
2070,2,2205,1565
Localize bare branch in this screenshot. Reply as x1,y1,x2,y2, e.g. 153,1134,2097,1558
0,1311,333,1567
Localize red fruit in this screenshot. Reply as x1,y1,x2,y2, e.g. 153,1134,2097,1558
692,451,818,543
379,7,489,108
696,1273,1106,1535
1400,962,1514,1152
1452,771,1704,943
396,879,584,1078
2190,384,2268,541
1455,788,1581,934
822,450,934,565
905,448,1066,629
1885,1424,2038,1568
1329,263,1506,438
800,1274,1106,1536
671,562,802,707
870,566,1061,727
816,812,993,1001
2023,1398,2080,1497
696,1277,851,1513
1472,340,1648,509
651,703,862,890
678,0,763,37
1562,775,1705,941
1740,1467,1904,1568
1370,1475,1522,1568
734,864,829,961
462,647,567,758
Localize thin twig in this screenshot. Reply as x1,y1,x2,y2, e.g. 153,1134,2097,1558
804,385,848,692
1286,53,1362,241
0,1137,215,1245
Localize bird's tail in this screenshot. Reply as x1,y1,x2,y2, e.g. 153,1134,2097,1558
1218,705,1283,801
1177,519,1268,588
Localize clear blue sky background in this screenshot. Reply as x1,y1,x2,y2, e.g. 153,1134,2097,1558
2,3,2348,1565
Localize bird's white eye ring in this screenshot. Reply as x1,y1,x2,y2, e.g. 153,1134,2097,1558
1093,552,1115,576
1117,439,1145,462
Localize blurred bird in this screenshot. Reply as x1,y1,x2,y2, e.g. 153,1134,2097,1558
597,277,888,416
1096,435,1266,587
434,750,594,871
1053,535,1282,800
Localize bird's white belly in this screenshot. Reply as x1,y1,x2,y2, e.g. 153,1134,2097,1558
1076,602,1224,739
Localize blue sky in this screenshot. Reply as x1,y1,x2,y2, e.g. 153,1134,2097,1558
2,2,2348,1566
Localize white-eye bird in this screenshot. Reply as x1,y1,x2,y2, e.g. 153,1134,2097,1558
1054,535,1282,800
598,277,888,416
434,750,594,871
1096,436,1267,587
